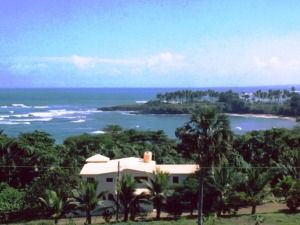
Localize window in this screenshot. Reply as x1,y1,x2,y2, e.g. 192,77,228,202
134,176,148,183
106,177,113,182
87,177,95,182
108,193,114,201
173,176,179,184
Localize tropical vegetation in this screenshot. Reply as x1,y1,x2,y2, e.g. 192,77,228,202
1,104,300,223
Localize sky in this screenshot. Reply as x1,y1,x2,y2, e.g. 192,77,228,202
1,0,300,87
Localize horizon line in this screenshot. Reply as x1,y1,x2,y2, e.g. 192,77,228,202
0,84,299,89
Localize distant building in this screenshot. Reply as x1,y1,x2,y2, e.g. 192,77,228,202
80,151,198,198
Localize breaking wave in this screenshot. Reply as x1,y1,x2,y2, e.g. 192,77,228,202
71,119,86,123
135,100,148,104
90,130,106,134
0,121,30,125
11,104,31,108
33,106,49,109
235,126,242,130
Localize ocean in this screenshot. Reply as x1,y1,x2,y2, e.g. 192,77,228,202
0,86,299,143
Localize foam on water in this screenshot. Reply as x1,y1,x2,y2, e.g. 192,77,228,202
11,103,31,108
0,121,31,125
33,106,49,109
120,111,136,115
10,118,53,122
235,126,242,130
12,114,31,118
71,119,86,123
90,130,106,134
136,100,148,104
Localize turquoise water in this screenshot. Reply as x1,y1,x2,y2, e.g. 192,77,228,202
0,88,298,143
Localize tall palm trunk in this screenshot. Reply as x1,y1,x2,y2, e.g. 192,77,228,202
251,203,257,214
198,169,204,225
123,208,129,221
156,205,161,220
190,205,194,216
86,210,92,224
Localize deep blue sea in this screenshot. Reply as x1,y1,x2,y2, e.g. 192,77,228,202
0,86,299,143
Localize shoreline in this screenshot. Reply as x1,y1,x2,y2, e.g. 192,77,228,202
225,113,296,121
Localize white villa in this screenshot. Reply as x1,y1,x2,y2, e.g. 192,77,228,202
80,151,198,199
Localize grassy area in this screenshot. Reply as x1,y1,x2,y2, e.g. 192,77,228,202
103,213,300,225
11,212,300,225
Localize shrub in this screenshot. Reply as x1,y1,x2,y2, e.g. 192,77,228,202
165,192,183,219
286,181,300,212
0,183,25,222
273,176,296,199
102,209,113,223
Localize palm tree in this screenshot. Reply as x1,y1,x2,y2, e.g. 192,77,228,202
176,107,232,225
206,161,245,216
72,180,106,224
39,190,75,224
243,168,273,214
182,176,198,216
117,174,140,221
280,148,300,180
143,170,170,220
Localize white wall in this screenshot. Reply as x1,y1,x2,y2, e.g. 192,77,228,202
82,171,190,197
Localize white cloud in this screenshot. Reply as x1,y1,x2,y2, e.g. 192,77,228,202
145,52,186,73
3,34,300,87
185,33,300,85
70,55,94,69
254,56,300,72
5,52,186,74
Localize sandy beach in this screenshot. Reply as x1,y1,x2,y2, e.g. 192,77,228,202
226,113,296,121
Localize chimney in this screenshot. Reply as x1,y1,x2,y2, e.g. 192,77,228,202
143,151,152,163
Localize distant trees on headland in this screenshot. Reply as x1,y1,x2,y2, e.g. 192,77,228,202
99,87,300,118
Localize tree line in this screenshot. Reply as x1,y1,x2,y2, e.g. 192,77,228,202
154,87,300,118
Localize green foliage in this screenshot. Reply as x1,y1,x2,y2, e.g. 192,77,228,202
143,171,170,220
206,162,246,215
218,90,249,113
286,180,300,212
25,167,80,209
117,174,149,221
64,127,182,164
242,168,274,214
181,176,198,216
72,180,106,224
118,174,137,221
272,176,296,199
102,209,113,223
1,109,300,223
0,183,25,214
252,215,265,225
176,107,233,225
176,107,233,166
100,88,300,117
39,190,76,224
0,131,59,188
203,215,216,225
165,192,183,219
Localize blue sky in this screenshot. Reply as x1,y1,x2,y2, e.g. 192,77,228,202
1,0,300,87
